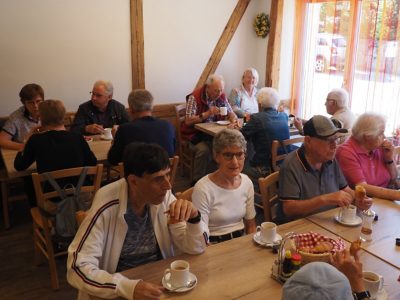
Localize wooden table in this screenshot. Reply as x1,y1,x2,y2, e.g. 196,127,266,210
306,198,400,270
0,136,112,179
91,218,400,300
194,122,299,137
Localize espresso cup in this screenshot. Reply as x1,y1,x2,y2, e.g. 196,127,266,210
164,260,190,287
256,222,277,243
219,106,228,116
103,128,112,139
362,271,384,299
339,204,357,223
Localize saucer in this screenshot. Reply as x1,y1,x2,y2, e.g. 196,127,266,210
100,134,113,141
162,272,197,292
375,288,388,300
334,215,362,226
253,232,282,247
216,120,230,126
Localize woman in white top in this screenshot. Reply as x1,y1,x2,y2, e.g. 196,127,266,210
192,129,256,243
229,68,259,118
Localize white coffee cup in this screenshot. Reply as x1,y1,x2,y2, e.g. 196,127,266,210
164,260,190,287
103,128,112,139
339,204,357,223
362,271,384,299
256,222,277,243
219,106,228,116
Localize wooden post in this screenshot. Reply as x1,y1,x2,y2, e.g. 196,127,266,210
195,0,251,89
131,0,145,89
265,0,283,89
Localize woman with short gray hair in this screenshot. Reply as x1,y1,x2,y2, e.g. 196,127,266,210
228,67,259,117
192,129,256,243
336,112,400,200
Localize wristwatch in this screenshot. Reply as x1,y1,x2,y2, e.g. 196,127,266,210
353,290,371,299
187,211,201,224
385,160,394,164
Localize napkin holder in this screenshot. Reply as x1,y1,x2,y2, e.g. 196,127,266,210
271,231,295,283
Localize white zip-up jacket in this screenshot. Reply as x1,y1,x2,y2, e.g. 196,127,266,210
67,179,207,300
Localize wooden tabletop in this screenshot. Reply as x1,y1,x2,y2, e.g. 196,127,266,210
91,218,400,300
194,122,299,137
0,136,111,178
306,198,400,270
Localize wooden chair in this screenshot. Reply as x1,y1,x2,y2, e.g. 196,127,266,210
113,156,179,187
175,103,195,181
30,164,103,290
271,136,304,172
258,171,280,222
175,186,194,201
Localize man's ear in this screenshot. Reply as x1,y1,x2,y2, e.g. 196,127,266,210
127,174,138,187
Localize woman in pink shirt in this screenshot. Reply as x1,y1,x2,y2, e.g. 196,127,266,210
336,112,400,200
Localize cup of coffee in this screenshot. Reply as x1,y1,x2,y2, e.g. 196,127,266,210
256,222,277,243
103,128,112,139
339,204,357,223
164,260,190,287
219,106,228,116
362,271,384,299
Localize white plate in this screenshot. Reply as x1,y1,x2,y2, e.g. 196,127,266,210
100,134,113,141
253,232,282,247
162,272,197,292
334,215,362,226
216,120,230,126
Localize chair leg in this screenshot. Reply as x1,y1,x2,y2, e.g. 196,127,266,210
45,235,59,290
1,181,10,229
32,223,44,266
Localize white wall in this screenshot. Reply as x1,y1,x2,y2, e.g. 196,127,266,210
0,0,271,115
0,0,131,115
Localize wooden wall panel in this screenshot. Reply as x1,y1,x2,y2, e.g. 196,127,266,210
131,0,145,89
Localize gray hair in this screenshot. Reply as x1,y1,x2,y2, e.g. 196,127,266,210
352,112,386,141
213,128,246,154
257,87,280,109
242,67,259,85
326,88,349,108
128,89,154,112
94,80,113,96
206,74,224,86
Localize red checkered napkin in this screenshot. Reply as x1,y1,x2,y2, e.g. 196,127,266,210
293,232,345,253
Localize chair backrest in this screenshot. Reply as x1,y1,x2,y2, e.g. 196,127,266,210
271,136,304,172
175,103,186,157
175,186,194,201
115,156,179,187
258,171,280,222
31,164,103,210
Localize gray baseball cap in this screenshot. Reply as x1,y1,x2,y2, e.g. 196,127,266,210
303,115,347,138
282,262,353,300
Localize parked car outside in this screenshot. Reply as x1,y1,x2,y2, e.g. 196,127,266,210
315,33,347,72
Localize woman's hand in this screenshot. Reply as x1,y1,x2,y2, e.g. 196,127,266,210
381,139,394,162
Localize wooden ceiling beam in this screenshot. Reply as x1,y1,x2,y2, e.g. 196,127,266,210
195,0,251,89
131,0,145,89
265,0,283,89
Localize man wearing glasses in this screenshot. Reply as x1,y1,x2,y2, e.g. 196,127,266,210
71,80,130,135
277,115,372,223
0,83,44,151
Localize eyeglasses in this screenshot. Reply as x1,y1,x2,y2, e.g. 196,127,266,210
325,99,336,105
90,91,106,97
221,151,246,161
316,136,339,144
25,99,43,106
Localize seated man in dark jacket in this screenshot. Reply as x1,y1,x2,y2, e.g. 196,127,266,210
71,80,130,135
108,89,176,165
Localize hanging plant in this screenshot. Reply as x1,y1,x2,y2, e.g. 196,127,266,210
253,13,270,38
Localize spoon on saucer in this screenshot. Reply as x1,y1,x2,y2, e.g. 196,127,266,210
168,279,196,292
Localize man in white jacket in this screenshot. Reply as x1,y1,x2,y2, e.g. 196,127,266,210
67,143,207,300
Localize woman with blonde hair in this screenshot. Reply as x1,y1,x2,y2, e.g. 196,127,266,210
336,112,400,200
229,68,259,117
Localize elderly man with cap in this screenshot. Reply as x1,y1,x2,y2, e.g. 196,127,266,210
277,115,372,223
283,249,371,300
